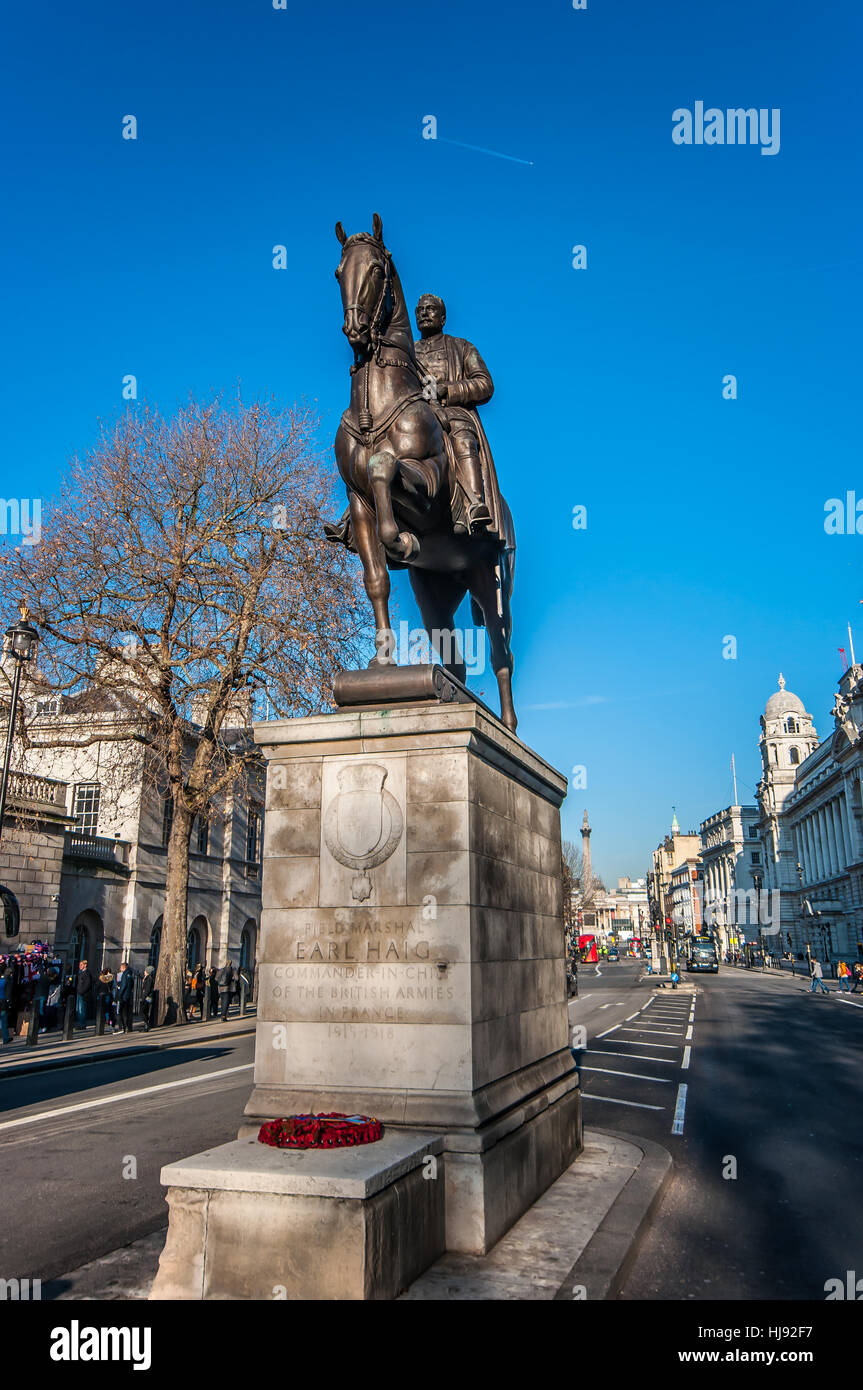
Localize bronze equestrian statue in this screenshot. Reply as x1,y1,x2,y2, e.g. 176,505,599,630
325,214,517,732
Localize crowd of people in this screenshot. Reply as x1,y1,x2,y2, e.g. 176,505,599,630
0,942,253,1044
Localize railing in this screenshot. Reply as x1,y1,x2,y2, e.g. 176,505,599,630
7,771,68,809
64,833,130,866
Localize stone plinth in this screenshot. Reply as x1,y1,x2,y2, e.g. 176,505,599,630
150,1133,444,1301
243,694,581,1253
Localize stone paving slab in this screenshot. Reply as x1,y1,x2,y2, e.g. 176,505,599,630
400,1128,669,1300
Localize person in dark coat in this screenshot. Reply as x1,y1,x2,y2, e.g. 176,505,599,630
76,959,94,1029
217,960,235,1021
207,967,219,1019
116,962,135,1033
140,966,155,1030
34,965,52,1033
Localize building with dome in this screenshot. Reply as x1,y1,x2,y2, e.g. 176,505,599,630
699,668,863,966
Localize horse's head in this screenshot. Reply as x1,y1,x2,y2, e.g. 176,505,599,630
334,213,393,355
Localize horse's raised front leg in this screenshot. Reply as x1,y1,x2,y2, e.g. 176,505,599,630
368,450,419,560
350,492,396,666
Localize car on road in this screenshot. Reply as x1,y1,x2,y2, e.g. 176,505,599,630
607,947,620,961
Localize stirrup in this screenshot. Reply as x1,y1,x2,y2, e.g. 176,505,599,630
467,502,492,532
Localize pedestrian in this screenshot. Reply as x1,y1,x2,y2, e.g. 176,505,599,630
45,968,62,1031
140,966,155,1030
33,963,52,1032
0,957,10,1046
76,958,94,1028
193,966,205,1020
96,968,116,1029
837,960,853,993
116,961,135,1033
809,957,830,994
851,962,863,994
207,967,218,1019
217,959,235,1021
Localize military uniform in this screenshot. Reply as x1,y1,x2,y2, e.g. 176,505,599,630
414,332,499,536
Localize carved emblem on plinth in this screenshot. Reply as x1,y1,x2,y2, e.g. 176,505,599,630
323,763,404,901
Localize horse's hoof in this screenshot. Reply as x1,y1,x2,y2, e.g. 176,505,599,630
391,531,419,560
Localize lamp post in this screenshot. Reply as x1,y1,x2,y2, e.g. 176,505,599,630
0,605,40,847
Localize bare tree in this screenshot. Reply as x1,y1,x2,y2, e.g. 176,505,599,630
0,396,366,1021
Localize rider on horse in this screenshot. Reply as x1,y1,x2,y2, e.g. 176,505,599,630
414,294,501,539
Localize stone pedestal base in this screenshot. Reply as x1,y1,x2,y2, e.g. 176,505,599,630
149,1132,444,1301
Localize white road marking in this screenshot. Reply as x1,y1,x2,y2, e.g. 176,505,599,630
685,1025,693,1040
582,1095,665,1111
625,1012,640,1021
836,997,863,1009
596,1025,619,1037
582,1049,677,1064
598,1004,612,1010
681,1045,691,1070
0,1063,254,1133
618,1027,684,1037
672,1083,688,1134
605,1039,678,1050
579,1066,672,1083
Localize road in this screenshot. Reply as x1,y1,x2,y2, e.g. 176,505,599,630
570,958,863,1299
0,1032,255,1288
4,959,861,1302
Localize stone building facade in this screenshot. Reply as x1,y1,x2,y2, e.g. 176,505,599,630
0,694,264,978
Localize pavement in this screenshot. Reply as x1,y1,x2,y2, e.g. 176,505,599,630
0,1008,256,1078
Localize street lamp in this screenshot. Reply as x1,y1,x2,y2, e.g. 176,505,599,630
0,604,40,846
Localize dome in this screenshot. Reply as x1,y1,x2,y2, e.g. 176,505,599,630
764,673,805,719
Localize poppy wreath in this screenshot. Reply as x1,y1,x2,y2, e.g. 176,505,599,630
257,1113,383,1149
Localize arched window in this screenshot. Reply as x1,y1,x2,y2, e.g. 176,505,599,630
789,746,800,765
0,885,20,938
769,744,777,765
149,920,162,968
786,718,798,734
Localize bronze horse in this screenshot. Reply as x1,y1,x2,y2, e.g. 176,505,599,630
328,214,517,732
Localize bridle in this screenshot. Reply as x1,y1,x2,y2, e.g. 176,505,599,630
338,234,420,442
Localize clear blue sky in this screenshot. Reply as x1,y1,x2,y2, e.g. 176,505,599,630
2,0,860,883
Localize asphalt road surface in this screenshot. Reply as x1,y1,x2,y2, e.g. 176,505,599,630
0,1032,255,1287
570,958,863,1299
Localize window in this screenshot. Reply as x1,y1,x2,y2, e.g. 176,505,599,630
751,852,761,865
73,783,100,837
789,747,800,765
246,808,262,863
748,826,759,838
769,745,777,765
195,815,209,855
0,885,20,938
148,922,162,968
786,718,798,734
162,797,174,847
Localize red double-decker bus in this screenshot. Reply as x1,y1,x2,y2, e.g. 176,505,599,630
578,934,598,964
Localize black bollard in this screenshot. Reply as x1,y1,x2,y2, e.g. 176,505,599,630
95,1003,106,1036
25,1001,40,1047
62,996,75,1040
239,981,248,1017
149,990,159,1031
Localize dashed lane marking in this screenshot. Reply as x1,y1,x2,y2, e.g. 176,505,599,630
583,1095,666,1111
604,1039,678,1050
617,1027,685,1037
582,1048,677,1064
685,1025,693,1040
672,1083,688,1134
681,1045,692,1070
579,1066,673,1084
0,1063,255,1133
596,1025,619,1037
836,997,863,1009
